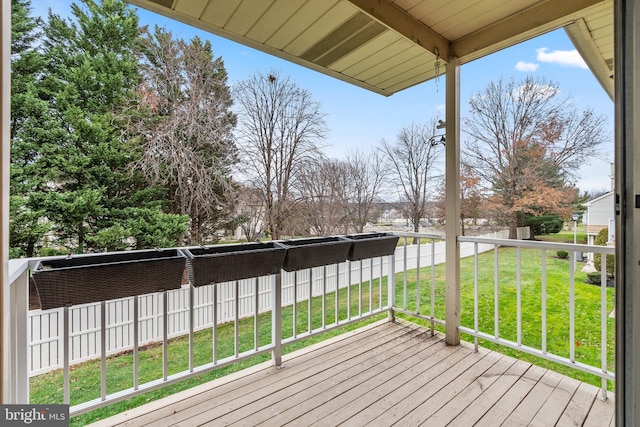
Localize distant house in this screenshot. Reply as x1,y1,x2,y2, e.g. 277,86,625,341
584,191,615,245
583,162,615,251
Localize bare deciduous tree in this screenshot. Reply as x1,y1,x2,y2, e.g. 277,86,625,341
435,163,487,235
235,185,265,242
464,76,607,238
134,26,237,244
234,70,327,239
380,121,443,239
345,149,388,233
297,158,350,236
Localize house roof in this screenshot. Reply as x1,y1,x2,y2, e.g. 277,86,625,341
127,0,613,98
585,190,614,206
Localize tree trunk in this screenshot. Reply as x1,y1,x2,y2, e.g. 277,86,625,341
78,224,85,253
509,214,518,239
26,241,35,258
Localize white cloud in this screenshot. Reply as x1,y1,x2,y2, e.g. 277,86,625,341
536,48,588,69
515,61,539,72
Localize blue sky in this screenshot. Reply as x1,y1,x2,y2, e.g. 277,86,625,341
33,1,615,193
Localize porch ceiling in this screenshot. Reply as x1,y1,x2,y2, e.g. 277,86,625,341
127,0,613,97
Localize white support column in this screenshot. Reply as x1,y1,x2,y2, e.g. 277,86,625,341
615,0,640,423
1,0,11,403
444,57,461,346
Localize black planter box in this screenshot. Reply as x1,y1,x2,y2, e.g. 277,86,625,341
183,242,287,286
32,249,186,310
345,233,400,261
281,237,352,272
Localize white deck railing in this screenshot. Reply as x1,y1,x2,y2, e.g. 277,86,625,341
25,257,399,376
457,236,615,400
24,229,523,376
8,244,406,415
5,229,615,417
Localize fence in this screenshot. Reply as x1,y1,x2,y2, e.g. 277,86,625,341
27,229,525,376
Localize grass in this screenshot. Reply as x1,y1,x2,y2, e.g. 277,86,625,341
397,236,437,245
535,226,587,244
29,238,614,424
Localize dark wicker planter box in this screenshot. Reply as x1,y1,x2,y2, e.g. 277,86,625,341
345,233,400,261
281,237,352,272
183,242,287,287
32,249,186,310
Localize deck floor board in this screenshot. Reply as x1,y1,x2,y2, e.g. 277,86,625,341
88,320,614,427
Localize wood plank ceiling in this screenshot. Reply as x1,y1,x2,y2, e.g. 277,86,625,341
127,0,613,98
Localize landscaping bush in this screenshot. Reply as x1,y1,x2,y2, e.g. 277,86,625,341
556,250,569,259
9,247,21,259
587,272,602,284
526,214,563,236
593,227,615,277
38,247,69,257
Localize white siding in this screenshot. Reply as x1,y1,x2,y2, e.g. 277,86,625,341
586,192,614,227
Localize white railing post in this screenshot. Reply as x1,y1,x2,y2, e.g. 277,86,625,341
8,263,29,403
188,285,194,372
63,306,69,404
272,273,282,368
56,307,66,369
388,254,395,322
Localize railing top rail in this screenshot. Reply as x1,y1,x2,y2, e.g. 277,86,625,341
389,231,444,240
458,236,615,254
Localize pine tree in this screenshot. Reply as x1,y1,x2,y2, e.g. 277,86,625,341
14,0,187,253
34,0,141,252
10,0,51,257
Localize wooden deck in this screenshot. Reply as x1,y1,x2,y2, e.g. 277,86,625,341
89,320,615,426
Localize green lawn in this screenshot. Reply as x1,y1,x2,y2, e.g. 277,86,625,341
535,225,587,244
30,240,614,424
395,245,614,390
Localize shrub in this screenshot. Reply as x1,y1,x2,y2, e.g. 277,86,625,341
593,228,615,277
526,214,563,235
556,250,569,259
38,247,68,257
9,247,21,259
587,272,602,284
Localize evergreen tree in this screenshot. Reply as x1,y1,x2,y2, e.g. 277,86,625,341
12,0,187,253
10,0,51,257
36,0,143,252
